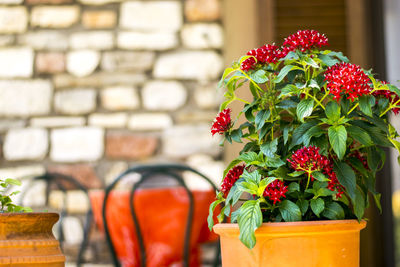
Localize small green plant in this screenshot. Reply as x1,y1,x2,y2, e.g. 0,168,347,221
0,178,32,213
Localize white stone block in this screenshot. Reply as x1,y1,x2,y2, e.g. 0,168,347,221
21,180,47,207
194,82,222,109
128,113,172,131
4,128,48,161
69,31,114,50
18,31,68,50
62,216,83,245
101,51,155,71
30,117,85,128
162,124,221,158
0,165,45,179
185,154,223,190
142,81,187,110
0,36,14,47
153,51,223,80
117,31,178,51
50,127,104,162
0,47,33,78
101,86,140,110
0,0,23,4
120,1,182,31
67,50,100,77
0,7,27,33
54,89,97,115
88,113,128,128
0,120,25,133
31,6,80,28
0,79,52,117
78,0,121,5
181,23,223,49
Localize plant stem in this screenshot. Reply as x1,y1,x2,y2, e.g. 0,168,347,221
347,103,359,115
305,169,312,190
380,98,400,117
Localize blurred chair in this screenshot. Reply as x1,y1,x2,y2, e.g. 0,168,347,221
18,172,94,267
99,163,221,267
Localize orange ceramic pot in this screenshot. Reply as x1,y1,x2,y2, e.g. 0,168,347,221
213,220,366,267
0,212,65,266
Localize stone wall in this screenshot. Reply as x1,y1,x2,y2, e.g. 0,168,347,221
0,0,225,265
0,0,225,184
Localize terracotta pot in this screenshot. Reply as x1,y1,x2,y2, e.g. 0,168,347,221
0,212,65,266
213,220,366,267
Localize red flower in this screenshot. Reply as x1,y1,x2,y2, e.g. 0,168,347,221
372,83,400,114
288,146,344,198
211,108,232,136
221,165,245,196
349,150,369,170
324,62,372,101
282,30,329,53
263,179,288,205
240,44,285,71
288,146,330,176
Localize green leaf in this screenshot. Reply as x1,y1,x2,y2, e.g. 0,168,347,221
287,182,300,193
218,67,236,88
230,129,243,143
296,98,314,122
242,169,261,184
325,101,341,122
260,138,278,157
238,152,259,165
288,171,305,177
347,125,373,146
255,110,271,130
279,84,300,98
328,125,347,160
359,95,375,117
297,199,309,215
322,202,345,220
231,208,240,223
367,146,385,172
303,125,325,146
304,57,319,68
312,171,329,182
333,162,356,201
265,156,286,168
310,198,325,217
318,54,339,67
226,183,242,206
5,178,21,186
274,65,303,83
279,200,301,222
238,200,262,249
249,69,269,84
207,199,223,230
354,187,366,221
290,120,319,148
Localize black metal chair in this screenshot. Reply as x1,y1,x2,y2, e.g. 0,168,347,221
19,172,94,267
102,163,221,267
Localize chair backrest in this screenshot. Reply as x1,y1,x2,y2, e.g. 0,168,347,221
102,163,219,267
19,172,93,267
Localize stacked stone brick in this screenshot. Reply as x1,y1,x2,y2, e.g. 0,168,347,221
0,0,224,264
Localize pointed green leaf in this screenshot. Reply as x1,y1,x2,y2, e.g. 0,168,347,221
347,125,373,146
279,200,301,222
297,199,309,215
310,198,325,217
333,162,356,201
359,95,375,117
260,138,278,157
255,110,271,130
322,202,345,220
325,101,341,122
207,199,223,230
238,200,262,249
296,98,314,122
249,69,269,84
328,125,347,160
274,65,303,83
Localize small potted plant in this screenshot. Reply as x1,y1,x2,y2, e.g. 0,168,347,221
208,30,400,266
0,178,65,266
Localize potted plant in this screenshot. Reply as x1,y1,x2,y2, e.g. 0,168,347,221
0,178,65,266
208,30,400,266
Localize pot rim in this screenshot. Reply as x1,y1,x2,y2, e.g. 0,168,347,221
0,212,59,218
213,219,367,235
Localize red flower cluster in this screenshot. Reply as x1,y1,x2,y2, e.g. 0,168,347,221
263,180,288,205
220,165,245,196
240,44,285,71
211,108,232,136
282,30,329,53
288,146,344,198
372,85,400,115
324,62,371,101
287,146,330,176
